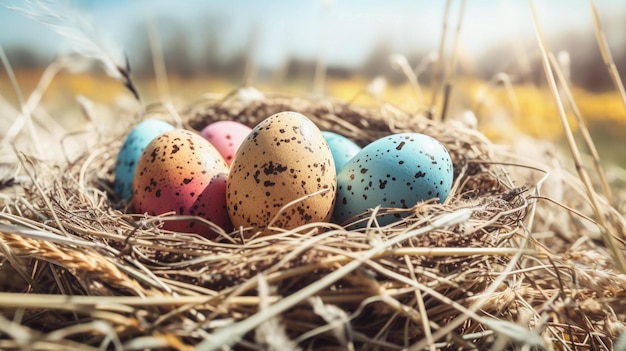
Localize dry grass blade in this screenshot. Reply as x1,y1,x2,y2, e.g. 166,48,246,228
267,187,331,229
389,54,425,110
0,45,43,158
590,0,626,112
196,209,473,351
16,151,71,237
403,255,435,351
475,72,521,121
145,2,170,106
429,0,452,120
528,0,626,273
0,314,117,351
2,0,140,100
313,1,330,96
548,52,614,206
409,217,532,350
440,0,467,121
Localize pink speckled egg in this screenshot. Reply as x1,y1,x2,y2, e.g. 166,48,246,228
132,129,231,238
227,111,336,235
200,121,252,166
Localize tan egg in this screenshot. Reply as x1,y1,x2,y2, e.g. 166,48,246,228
227,111,336,234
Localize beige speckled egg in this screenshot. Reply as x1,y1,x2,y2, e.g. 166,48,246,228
133,129,232,238
227,111,336,234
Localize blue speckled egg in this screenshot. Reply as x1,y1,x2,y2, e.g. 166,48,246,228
322,131,362,173
114,119,174,200
334,133,453,225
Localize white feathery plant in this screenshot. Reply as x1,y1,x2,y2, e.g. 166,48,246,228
1,0,140,101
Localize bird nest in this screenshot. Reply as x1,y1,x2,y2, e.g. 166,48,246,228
0,91,625,350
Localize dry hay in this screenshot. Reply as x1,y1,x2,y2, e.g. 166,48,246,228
0,92,625,351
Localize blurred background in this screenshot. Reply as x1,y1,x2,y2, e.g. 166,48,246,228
0,0,625,164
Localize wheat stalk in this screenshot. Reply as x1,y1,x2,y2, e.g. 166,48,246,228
0,230,147,295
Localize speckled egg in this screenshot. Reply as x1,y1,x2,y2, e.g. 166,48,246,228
227,111,336,234
114,119,175,200
132,129,231,238
200,121,252,166
322,131,362,173
334,133,453,225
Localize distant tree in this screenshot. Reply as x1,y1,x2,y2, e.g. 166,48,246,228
5,46,46,68
127,22,153,77
219,49,248,81
163,25,196,78
326,65,354,80
129,17,198,78
283,57,316,81
555,30,626,92
360,38,430,85
476,41,542,85
197,15,228,77
476,27,626,92
360,38,402,83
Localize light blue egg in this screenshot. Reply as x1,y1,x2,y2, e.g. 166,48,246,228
114,119,175,200
334,133,453,226
322,131,362,173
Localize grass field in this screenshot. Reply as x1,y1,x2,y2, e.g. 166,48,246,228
3,67,625,166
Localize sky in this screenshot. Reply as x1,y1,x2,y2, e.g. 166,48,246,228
0,0,624,70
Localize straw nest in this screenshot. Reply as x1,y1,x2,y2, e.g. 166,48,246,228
0,91,625,351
